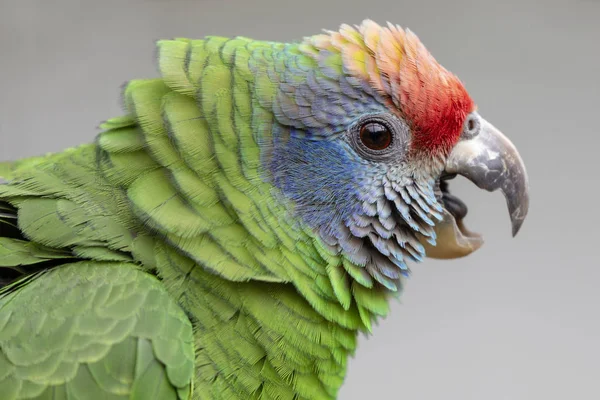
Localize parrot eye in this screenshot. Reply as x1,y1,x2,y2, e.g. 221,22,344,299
359,122,393,150
348,113,410,162
463,113,481,139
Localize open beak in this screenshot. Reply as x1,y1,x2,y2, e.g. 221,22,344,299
420,116,530,259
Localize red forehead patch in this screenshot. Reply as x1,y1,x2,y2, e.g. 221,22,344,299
306,20,475,155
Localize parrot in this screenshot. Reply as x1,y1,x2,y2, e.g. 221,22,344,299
0,19,529,400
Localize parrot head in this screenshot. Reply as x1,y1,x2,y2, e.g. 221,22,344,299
258,20,529,290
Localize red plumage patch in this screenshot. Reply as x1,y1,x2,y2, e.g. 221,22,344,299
307,20,475,156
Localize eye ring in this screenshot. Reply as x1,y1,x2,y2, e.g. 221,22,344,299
463,113,481,139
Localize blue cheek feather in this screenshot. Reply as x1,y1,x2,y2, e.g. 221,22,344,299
269,127,365,235
264,109,443,291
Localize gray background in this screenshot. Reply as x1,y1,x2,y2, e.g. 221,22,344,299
1,0,598,398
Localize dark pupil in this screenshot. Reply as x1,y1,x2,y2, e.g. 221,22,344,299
359,122,392,150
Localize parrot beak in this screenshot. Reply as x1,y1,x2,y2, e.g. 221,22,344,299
420,116,530,259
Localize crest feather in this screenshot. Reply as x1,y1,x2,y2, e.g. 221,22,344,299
304,20,475,154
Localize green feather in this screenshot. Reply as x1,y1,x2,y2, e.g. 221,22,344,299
0,262,194,399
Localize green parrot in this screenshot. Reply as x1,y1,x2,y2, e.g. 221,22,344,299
0,20,529,399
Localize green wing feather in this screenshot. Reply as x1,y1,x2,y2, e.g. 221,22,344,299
0,138,195,399
0,262,194,400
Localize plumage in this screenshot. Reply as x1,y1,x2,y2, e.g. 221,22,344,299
0,19,530,399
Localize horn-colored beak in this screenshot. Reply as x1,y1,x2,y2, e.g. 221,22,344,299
421,116,530,259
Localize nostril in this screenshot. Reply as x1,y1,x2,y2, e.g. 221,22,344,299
468,118,476,131
463,114,481,138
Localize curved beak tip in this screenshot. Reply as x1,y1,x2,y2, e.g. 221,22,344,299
510,201,529,237
512,219,524,237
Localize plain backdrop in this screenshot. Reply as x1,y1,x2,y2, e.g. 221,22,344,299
1,0,599,399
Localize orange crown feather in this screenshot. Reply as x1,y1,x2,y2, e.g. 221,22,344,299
306,20,475,155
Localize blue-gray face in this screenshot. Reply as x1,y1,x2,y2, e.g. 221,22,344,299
251,45,487,290
255,44,529,282
269,112,446,291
